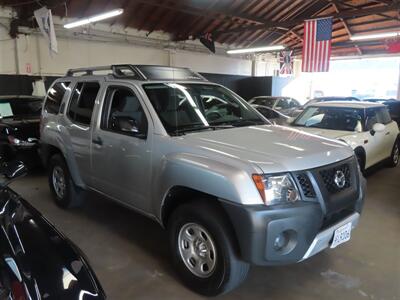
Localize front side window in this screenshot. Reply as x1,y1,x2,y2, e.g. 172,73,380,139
68,82,99,125
143,83,265,135
377,107,392,124
102,87,148,138
294,106,364,132
44,81,70,114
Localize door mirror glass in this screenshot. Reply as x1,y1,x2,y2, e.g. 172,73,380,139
112,116,139,133
372,123,385,133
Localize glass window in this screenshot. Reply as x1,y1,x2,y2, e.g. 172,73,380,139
44,82,70,114
294,106,364,132
143,83,265,135
68,82,99,125
249,97,276,108
376,107,392,124
102,87,148,137
277,99,290,109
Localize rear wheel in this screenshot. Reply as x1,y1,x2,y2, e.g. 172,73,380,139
167,201,250,296
48,154,84,208
388,140,399,167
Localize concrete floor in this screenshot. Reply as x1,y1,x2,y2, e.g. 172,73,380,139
10,164,400,300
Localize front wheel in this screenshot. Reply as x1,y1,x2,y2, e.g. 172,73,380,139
168,201,250,296
388,140,399,167
48,154,84,208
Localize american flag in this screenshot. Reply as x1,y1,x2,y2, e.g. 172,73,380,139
279,50,293,75
302,18,333,72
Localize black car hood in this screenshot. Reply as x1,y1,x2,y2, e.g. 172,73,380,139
0,187,106,299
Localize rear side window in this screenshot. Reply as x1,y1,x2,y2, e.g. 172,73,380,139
68,82,100,125
44,82,70,114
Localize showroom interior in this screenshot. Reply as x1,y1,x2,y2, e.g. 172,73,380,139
0,0,399,299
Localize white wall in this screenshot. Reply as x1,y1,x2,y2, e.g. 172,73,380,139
0,21,252,76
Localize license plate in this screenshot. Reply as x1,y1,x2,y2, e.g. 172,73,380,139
330,222,352,248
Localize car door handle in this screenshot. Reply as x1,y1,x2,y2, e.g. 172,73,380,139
385,132,390,136
92,136,103,146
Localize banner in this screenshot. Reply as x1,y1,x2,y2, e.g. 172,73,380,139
199,33,215,53
34,7,58,54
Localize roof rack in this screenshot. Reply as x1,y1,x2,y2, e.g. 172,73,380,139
65,64,207,82
66,65,146,80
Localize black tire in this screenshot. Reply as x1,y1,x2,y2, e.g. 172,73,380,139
355,151,366,174
48,154,84,208
167,200,250,296
388,139,400,167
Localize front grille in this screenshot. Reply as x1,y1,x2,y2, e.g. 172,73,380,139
319,163,351,194
321,206,354,229
296,173,315,198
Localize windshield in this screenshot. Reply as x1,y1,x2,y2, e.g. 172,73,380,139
248,97,277,108
0,98,43,118
293,106,364,132
143,83,266,135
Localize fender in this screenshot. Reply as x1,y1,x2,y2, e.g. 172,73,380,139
152,152,264,221
41,134,86,189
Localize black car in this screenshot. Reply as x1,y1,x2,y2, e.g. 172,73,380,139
363,98,400,126
0,161,106,299
0,96,43,167
252,104,290,125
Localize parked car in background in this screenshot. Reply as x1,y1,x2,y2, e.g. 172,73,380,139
0,95,43,167
0,160,106,300
363,98,400,127
248,96,301,116
252,104,290,125
291,101,400,172
40,65,365,296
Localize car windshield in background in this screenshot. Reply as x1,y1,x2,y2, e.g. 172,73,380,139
249,98,276,108
143,83,266,135
0,98,42,118
294,106,364,132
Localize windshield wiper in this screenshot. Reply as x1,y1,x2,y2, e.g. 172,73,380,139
172,125,234,135
230,119,266,127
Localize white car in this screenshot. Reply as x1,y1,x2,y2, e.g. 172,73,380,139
291,101,400,171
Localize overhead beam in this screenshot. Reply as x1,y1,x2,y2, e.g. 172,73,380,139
215,2,400,35
331,2,363,55
335,0,399,21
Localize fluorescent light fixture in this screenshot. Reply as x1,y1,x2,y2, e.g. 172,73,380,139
227,45,285,54
64,8,123,29
351,32,399,41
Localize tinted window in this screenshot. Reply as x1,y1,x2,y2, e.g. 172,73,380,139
68,82,99,125
365,109,378,131
44,82,70,114
249,98,276,108
257,107,279,119
102,87,148,137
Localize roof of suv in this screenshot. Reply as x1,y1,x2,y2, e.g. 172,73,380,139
65,64,208,82
309,101,386,109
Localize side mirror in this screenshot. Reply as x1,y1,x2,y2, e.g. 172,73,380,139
371,123,385,135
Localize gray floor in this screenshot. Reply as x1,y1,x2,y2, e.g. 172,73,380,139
10,164,400,300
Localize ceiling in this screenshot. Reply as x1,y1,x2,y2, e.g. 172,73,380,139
1,0,399,56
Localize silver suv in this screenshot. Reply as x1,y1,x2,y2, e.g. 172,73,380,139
40,65,366,296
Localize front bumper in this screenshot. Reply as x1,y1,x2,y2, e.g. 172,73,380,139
221,165,366,266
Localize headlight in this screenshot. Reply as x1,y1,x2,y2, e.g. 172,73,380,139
8,136,36,147
252,173,300,205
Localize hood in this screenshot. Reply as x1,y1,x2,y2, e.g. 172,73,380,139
0,188,105,300
0,117,40,139
290,126,353,139
179,125,353,173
